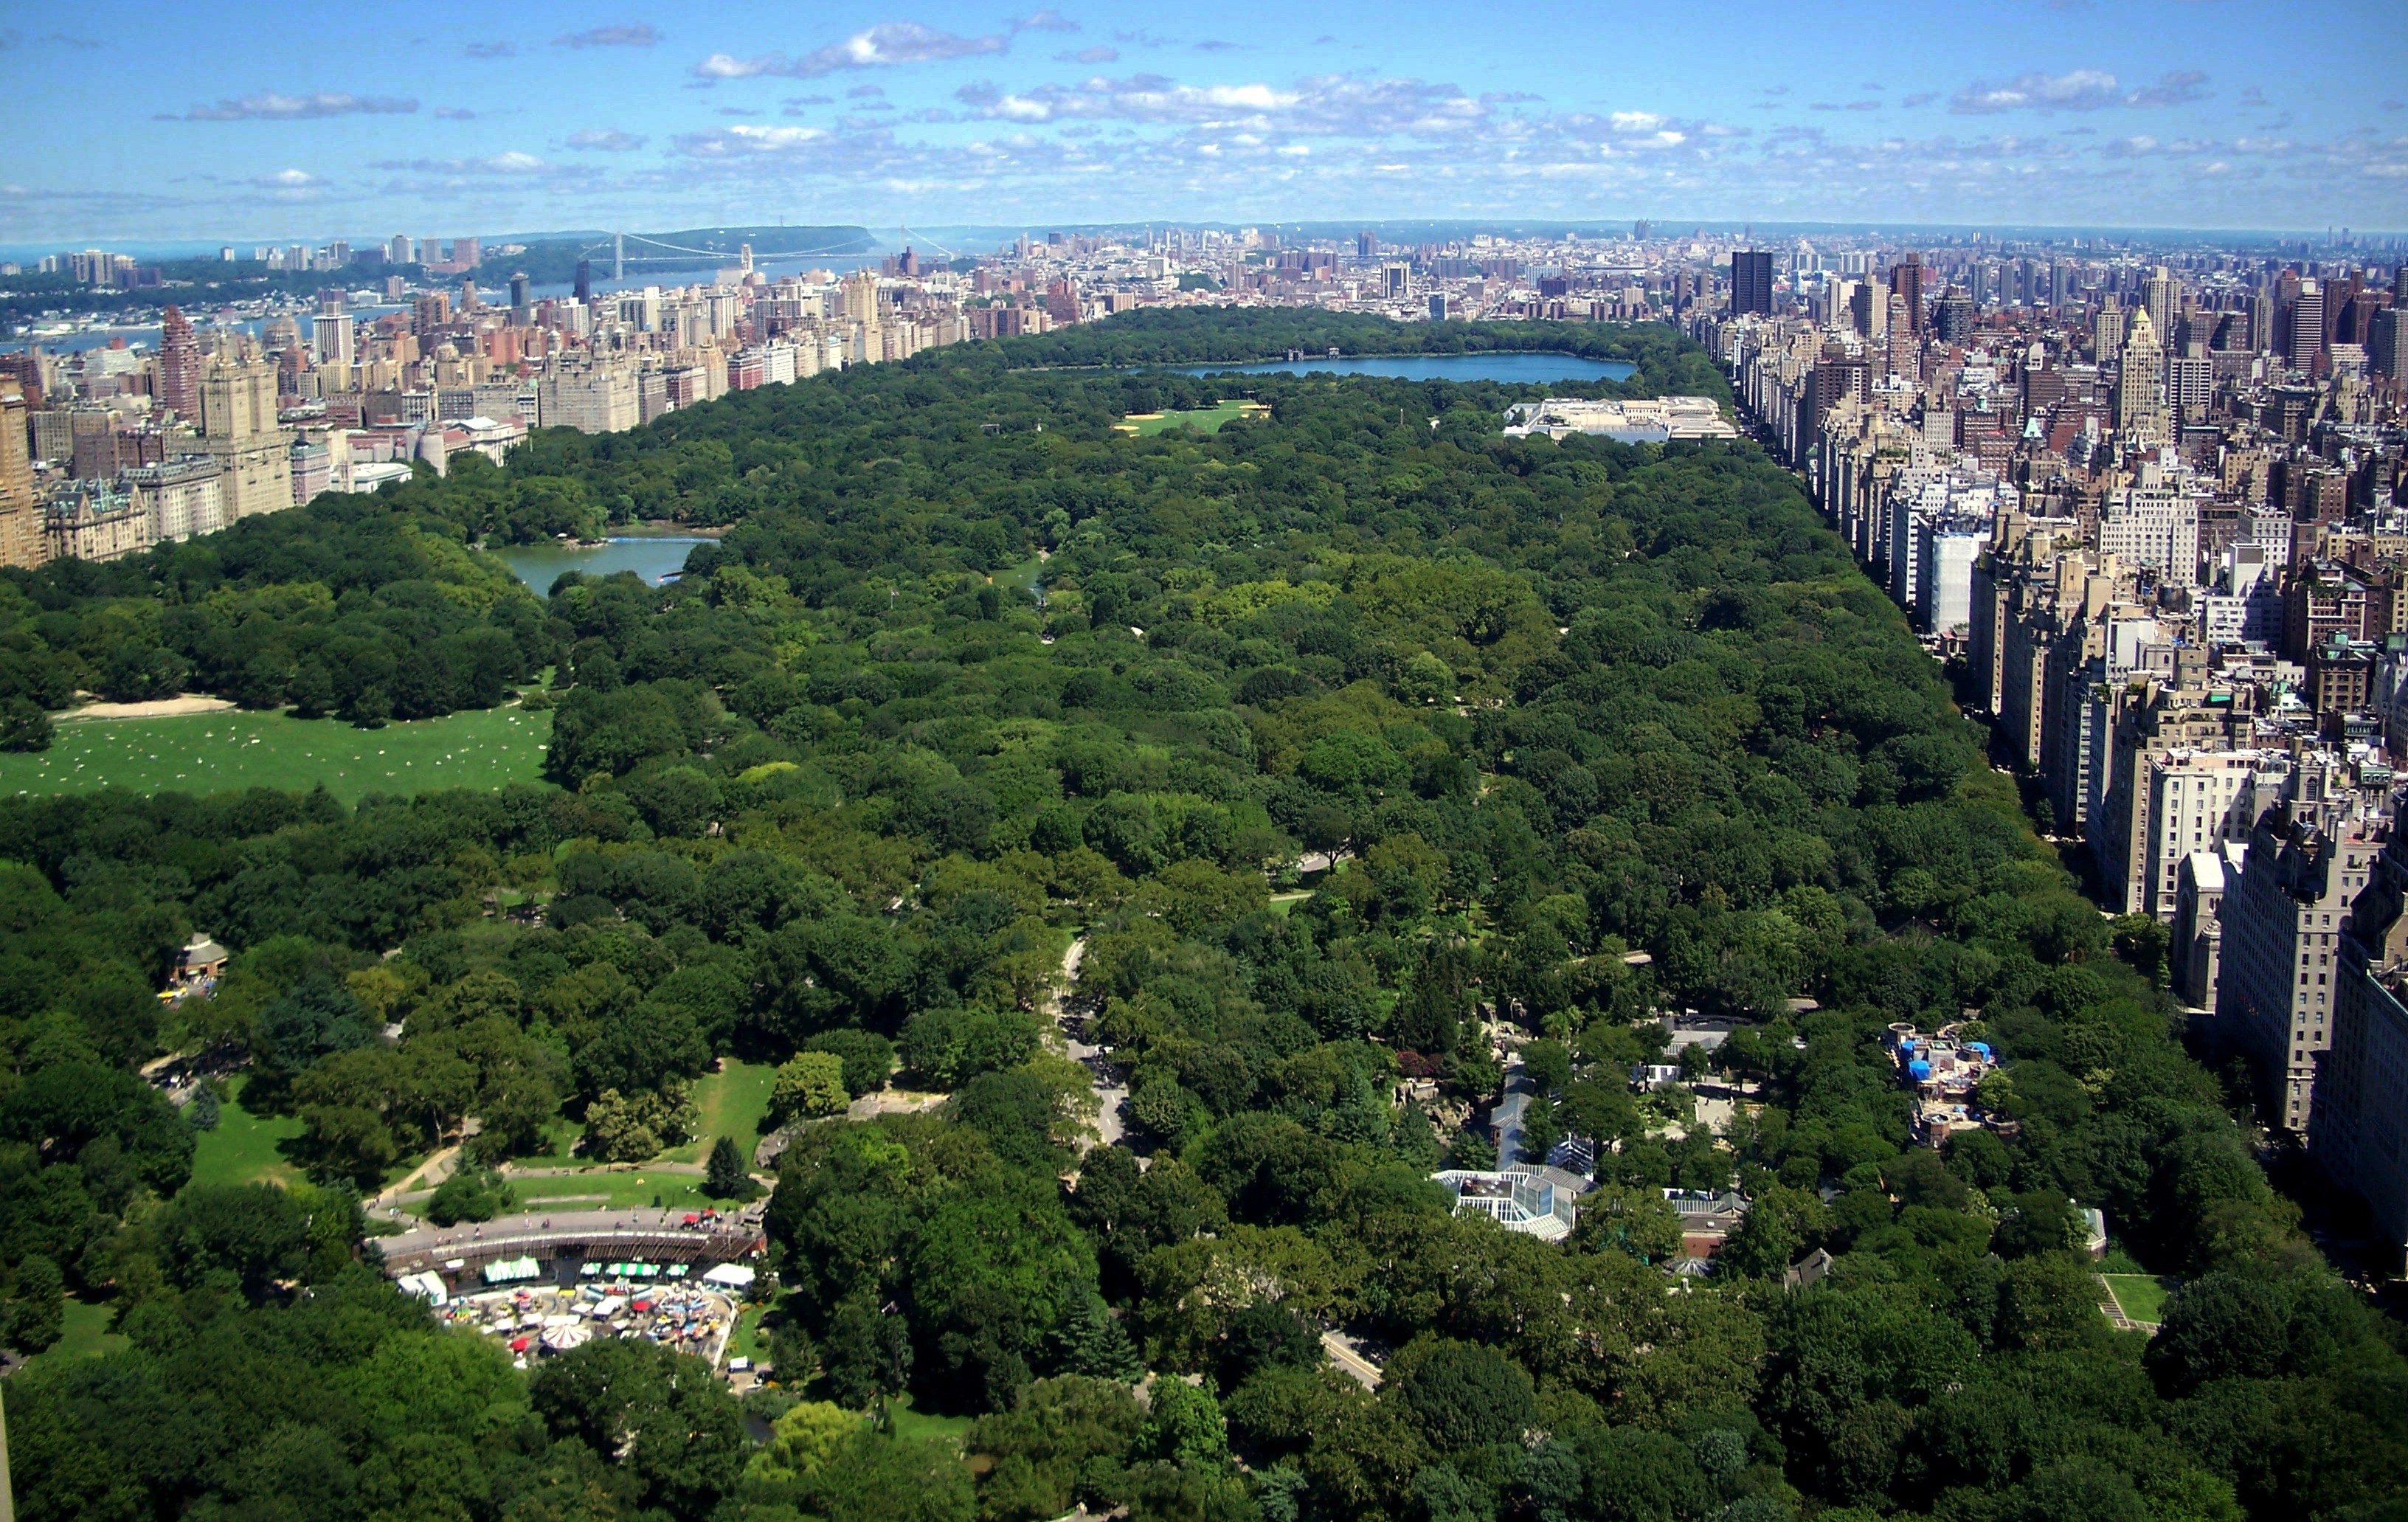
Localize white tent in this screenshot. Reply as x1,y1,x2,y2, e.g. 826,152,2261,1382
482,1256,541,1284
396,1271,449,1305
542,1323,593,1352
700,1264,755,1289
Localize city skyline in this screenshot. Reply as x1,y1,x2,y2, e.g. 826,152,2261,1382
6,0,2406,243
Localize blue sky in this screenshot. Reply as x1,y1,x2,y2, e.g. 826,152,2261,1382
6,0,2403,244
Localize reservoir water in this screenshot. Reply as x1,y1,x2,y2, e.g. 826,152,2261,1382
1168,353,1636,384
488,536,713,595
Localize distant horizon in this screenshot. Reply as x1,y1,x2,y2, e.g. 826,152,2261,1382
9,215,2406,266
4,0,2400,243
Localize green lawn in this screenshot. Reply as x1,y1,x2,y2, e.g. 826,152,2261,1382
0,705,553,803
888,1393,974,1446
25,1297,130,1370
190,1078,305,1189
664,1060,779,1164
994,553,1048,592
2104,1273,2176,1325
729,1302,774,1366
1115,400,1264,436
511,1171,724,1213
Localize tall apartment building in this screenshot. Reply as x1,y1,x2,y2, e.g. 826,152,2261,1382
2318,812,2408,1272
128,457,227,544
0,379,45,568
2287,280,2325,365
537,362,639,434
2173,845,2237,1006
1729,251,1774,317
2218,756,2390,1132
2114,308,2170,444
157,305,201,421
2097,474,2199,587
198,357,294,521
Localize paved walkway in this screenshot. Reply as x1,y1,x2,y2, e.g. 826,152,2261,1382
1052,935,1125,1146
1321,1331,1383,1389
380,1205,766,1278
58,695,238,722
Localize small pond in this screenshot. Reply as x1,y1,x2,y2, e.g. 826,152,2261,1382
488,536,713,595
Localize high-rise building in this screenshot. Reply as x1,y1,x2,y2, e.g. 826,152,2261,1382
2288,280,2326,364
2373,307,2408,379
2319,808,2408,1273
1888,252,1926,333
575,259,593,305
387,234,413,266
157,305,201,421
198,356,294,521
2246,292,2276,353
510,271,530,314
2142,266,2180,339
0,379,42,569
1729,250,1775,316
2222,758,2387,1132
311,313,354,372
1357,230,1377,260
2114,307,2170,444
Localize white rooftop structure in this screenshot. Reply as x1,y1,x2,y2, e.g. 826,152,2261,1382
1502,396,1738,441
1431,1164,1584,1241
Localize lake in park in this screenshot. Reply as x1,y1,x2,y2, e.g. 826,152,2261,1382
488,536,713,594
1168,353,1636,383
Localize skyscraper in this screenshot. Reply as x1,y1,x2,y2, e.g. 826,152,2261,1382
2114,307,2169,444
2288,280,2326,365
311,313,354,372
575,259,594,305
0,379,41,569
1888,252,1926,333
1729,250,1775,316
199,356,293,522
2142,266,2179,339
157,305,201,422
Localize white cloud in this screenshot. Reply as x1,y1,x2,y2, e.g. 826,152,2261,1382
555,24,659,49
1951,68,2209,114
672,124,834,156
169,91,418,121
567,129,648,151
693,22,1009,80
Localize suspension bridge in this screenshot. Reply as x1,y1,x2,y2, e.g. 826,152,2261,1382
576,225,955,280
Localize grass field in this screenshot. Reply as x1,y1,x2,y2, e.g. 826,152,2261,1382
511,1171,726,1213
1114,400,1267,436
24,1298,129,1371
2104,1273,2176,1325
665,1060,779,1164
729,1302,774,1366
888,1393,974,1445
190,1078,305,1189
0,705,554,803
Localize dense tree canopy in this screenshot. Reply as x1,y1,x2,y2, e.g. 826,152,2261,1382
0,311,2397,1522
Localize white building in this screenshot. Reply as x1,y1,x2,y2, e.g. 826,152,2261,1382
2097,482,2201,589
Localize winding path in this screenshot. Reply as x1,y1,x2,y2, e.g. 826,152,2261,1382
1051,935,1125,1146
